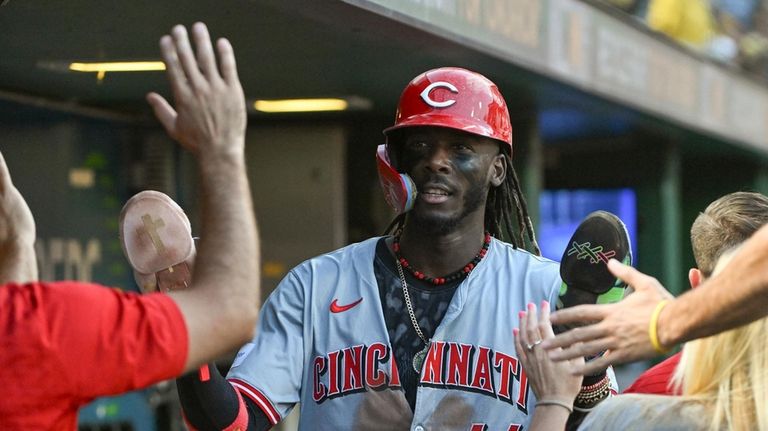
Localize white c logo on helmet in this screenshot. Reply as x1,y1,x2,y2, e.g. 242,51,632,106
420,82,458,108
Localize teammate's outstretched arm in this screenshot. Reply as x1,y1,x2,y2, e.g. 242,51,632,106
147,22,260,372
541,260,672,375
543,225,768,375
0,151,37,284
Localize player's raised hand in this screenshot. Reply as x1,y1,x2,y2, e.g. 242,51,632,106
146,22,246,161
542,259,674,375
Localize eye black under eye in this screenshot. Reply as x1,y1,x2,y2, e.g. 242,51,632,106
453,143,473,152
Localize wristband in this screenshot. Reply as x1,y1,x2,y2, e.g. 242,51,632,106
649,300,671,354
535,399,573,414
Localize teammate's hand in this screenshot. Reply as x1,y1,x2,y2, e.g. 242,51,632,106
514,301,583,402
542,259,674,375
147,22,246,162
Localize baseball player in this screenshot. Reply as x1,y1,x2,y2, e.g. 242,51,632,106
168,67,617,430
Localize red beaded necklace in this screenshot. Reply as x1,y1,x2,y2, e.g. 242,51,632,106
392,232,492,286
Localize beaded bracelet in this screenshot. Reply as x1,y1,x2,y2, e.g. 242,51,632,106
580,375,609,392
536,399,573,414
578,375,609,396
575,378,611,407
575,386,611,407
649,300,672,354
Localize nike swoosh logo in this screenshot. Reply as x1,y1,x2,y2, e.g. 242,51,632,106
330,297,363,313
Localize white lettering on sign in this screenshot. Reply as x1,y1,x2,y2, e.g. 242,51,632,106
365,0,768,152
648,50,697,112
729,81,766,139
548,0,591,83
596,27,647,94
456,0,540,49
699,66,727,128
420,82,459,108
36,238,101,282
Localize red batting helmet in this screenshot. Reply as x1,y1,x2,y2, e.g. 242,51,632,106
376,68,513,214
383,67,512,148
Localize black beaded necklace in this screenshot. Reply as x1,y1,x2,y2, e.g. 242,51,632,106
392,232,492,286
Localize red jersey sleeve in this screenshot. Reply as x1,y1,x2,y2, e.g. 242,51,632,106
622,352,681,395
1,281,188,400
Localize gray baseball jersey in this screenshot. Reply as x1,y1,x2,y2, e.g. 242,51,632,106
227,237,576,430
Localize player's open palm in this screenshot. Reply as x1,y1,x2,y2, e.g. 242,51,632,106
146,22,246,161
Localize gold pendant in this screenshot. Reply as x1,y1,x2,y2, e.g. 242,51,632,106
412,343,430,373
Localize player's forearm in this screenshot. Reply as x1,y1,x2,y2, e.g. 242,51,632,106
196,151,260,337
174,150,260,370
659,225,768,346
0,240,38,284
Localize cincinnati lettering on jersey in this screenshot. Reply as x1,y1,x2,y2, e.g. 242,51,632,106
470,424,522,431
419,341,530,414
312,341,530,413
313,342,401,403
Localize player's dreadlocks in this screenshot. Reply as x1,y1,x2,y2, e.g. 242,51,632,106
384,145,541,256
486,147,540,255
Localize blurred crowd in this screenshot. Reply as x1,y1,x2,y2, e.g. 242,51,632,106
605,0,768,79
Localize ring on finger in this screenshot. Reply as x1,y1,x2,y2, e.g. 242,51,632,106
526,339,543,351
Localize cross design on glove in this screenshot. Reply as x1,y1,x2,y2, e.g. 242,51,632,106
140,213,166,254
567,241,615,264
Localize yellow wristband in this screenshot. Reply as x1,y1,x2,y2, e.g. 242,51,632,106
649,300,671,354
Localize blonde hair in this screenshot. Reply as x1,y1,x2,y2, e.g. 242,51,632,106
672,247,768,431
690,191,768,277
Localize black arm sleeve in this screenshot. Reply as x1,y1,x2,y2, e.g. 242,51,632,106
176,364,273,431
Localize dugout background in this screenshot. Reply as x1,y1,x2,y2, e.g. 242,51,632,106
3,0,768,429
